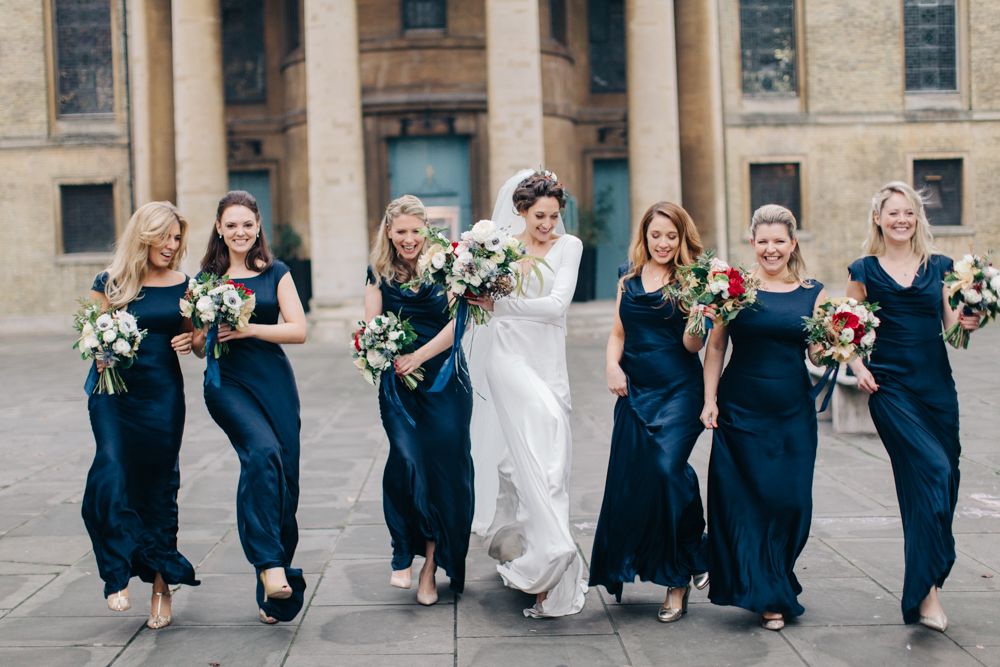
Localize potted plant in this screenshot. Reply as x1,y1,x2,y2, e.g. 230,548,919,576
271,224,313,313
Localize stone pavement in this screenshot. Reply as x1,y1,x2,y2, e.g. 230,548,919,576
0,304,998,667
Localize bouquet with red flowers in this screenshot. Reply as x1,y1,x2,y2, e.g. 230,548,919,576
803,297,881,368
668,251,759,338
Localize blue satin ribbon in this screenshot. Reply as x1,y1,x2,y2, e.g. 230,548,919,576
809,364,840,414
381,372,416,427
204,325,221,388
84,364,98,395
428,297,468,393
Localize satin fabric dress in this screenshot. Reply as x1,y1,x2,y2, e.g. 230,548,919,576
82,273,200,597
848,254,960,624
589,270,708,601
469,234,588,618
707,281,822,618
368,267,474,593
203,261,305,621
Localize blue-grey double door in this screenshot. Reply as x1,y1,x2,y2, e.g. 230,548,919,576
388,137,471,235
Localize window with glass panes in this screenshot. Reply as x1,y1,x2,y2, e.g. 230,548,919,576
588,0,625,93
54,0,114,115
739,0,797,95
904,0,957,91
403,0,446,30
61,185,115,254
222,0,266,103
550,0,568,45
750,163,802,228
914,159,962,226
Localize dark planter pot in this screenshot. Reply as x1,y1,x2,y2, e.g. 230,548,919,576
282,257,313,313
573,245,597,302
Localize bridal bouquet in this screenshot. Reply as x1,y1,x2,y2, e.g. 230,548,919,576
73,300,147,394
352,312,424,389
942,253,1000,349
409,220,532,325
803,297,881,368
179,273,256,358
668,251,759,338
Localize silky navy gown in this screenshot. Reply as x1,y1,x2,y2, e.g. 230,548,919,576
83,272,200,597
708,281,822,618
203,260,305,621
848,254,960,624
368,267,474,594
589,269,708,601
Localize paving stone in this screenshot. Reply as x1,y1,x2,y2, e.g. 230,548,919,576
0,647,121,667
291,604,453,655
457,583,612,638
112,625,295,667
312,558,455,606
782,624,985,667
457,635,629,667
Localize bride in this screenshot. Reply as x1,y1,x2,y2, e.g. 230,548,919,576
467,169,587,618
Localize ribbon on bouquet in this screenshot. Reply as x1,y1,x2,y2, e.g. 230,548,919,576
808,364,840,414
381,372,416,428
83,364,98,395
428,297,468,393
204,325,222,388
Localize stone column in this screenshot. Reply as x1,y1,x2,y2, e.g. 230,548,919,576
486,0,545,196
626,0,682,216
676,0,728,255
128,0,176,206
304,0,369,338
171,0,228,274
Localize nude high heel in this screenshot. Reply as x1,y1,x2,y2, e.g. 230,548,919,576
146,590,172,629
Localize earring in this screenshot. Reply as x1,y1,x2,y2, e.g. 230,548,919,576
218,233,222,239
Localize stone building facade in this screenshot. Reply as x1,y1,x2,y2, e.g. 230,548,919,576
2,0,997,329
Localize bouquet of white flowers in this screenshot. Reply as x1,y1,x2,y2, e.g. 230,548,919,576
803,297,881,367
73,300,147,394
179,273,256,358
942,253,1000,349
352,312,424,390
409,220,533,325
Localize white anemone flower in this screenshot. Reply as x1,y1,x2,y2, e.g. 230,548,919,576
95,313,114,331
471,219,495,243
222,289,242,310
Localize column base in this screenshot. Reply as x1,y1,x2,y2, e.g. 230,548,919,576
308,300,364,343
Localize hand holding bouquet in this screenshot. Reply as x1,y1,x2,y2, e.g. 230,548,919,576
668,251,760,338
179,273,256,357
803,297,881,367
408,220,534,325
942,253,999,349
74,300,147,394
352,312,424,389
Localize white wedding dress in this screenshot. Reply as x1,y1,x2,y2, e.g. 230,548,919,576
468,231,588,618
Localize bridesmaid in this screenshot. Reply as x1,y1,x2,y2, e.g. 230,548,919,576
82,201,199,629
701,204,826,631
364,195,473,605
846,181,981,631
199,190,308,624
589,202,710,622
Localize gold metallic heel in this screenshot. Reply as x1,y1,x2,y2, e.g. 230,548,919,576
692,572,710,590
107,590,131,612
146,590,172,629
657,586,690,623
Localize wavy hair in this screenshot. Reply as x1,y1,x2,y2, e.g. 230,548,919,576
862,181,937,265
750,204,812,286
512,171,566,213
200,190,274,276
102,201,188,309
369,195,428,285
623,201,703,285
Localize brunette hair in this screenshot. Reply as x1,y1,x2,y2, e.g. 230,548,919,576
512,171,566,214
200,190,273,276
623,201,703,285
369,195,428,285
863,181,937,266
750,204,811,286
103,202,188,308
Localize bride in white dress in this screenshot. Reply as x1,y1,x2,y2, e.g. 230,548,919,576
467,169,587,618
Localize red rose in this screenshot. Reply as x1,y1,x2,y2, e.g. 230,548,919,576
832,312,862,344
452,242,459,250
353,330,362,351
726,268,745,297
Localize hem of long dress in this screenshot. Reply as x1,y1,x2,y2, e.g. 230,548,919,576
103,551,200,598
589,569,701,603
708,592,805,618
901,564,953,624
392,541,467,595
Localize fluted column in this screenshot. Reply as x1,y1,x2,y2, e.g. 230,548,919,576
171,0,228,274
626,0,682,215
486,0,545,196
304,0,369,337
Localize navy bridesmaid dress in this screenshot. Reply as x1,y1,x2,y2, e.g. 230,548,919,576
83,272,200,597
707,281,822,618
367,267,474,593
203,260,305,621
848,254,960,624
589,270,708,600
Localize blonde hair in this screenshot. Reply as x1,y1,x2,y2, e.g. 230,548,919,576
103,201,188,309
369,195,428,284
623,201,703,285
750,204,811,286
863,181,937,265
